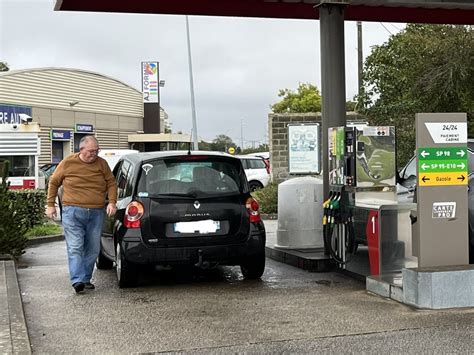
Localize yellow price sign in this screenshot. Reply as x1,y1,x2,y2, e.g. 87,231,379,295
419,172,467,186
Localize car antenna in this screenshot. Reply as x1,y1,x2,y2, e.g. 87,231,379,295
187,129,192,155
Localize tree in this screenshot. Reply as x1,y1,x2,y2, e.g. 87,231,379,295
0,62,9,72
210,134,235,152
272,82,360,114
346,100,357,111
271,83,322,113
361,24,474,166
242,144,269,155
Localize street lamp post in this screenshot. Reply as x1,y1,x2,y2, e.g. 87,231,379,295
185,15,199,150
240,119,244,152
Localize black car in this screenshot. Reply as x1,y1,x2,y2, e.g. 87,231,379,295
97,151,266,287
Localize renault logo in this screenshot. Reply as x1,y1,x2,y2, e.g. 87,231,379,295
194,200,200,209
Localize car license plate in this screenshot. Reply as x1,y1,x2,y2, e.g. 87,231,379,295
174,220,220,234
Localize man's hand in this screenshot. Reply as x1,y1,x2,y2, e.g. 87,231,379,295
106,202,117,217
46,206,56,219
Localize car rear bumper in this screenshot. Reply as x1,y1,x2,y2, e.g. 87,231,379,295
121,231,266,266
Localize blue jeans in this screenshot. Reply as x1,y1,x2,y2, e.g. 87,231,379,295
62,206,105,285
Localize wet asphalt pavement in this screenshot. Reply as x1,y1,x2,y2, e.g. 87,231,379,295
16,222,474,354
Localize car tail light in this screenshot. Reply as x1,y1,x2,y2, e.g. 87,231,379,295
246,197,261,223
124,201,144,228
264,159,270,174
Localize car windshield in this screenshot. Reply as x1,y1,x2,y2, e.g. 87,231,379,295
137,156,244,198
40,164,58,178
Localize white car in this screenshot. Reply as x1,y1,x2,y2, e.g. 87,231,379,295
99,149,139,170
246,151,269,160
237,155,270,191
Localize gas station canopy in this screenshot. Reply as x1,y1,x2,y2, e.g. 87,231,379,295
54,0,474,24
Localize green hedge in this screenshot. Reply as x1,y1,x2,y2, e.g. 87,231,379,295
10,189,46,229
252,182,278,214
0,161,46,257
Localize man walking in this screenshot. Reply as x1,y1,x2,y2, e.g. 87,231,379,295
46,136,117,294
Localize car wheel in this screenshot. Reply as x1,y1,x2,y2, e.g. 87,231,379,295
115,243,138,288
249,181,263,192
240,250,265,279
96,249,114,269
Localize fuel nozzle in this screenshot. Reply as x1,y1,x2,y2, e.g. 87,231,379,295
322,191,334,225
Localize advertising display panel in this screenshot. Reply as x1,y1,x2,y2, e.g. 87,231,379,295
288,123,320,174
141,62,159,104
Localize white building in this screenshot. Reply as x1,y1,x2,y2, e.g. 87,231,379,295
0,67,167,166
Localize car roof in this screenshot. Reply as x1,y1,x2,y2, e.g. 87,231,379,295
99,149,139,156
122,150,238,163
235,155,265,160
245,152,269,159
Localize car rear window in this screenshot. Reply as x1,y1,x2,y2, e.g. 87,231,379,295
249,159,266,169
137,156,244,198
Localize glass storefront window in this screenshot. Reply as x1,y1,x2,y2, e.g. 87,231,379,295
52,141,64,163
0,156,35,176
74,133,88,152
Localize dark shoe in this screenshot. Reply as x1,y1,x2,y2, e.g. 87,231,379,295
72,282,85,294
84,282,95,290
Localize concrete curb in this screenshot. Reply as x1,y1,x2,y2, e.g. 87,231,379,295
26,234,64,246
0,261,31,354
261,214,278,220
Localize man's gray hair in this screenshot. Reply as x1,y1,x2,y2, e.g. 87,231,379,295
79,135,99,149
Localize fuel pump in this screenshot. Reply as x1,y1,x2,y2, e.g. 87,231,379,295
324,125,401,273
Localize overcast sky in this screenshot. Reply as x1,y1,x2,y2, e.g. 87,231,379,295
0,0,404,147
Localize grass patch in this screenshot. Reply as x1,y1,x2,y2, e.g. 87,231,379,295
25,223,62,238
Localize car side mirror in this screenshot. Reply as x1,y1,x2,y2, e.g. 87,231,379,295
396,168,403,184
404,175,417,190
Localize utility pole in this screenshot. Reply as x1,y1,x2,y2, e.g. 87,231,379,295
186,15,199,150
240,119,244,152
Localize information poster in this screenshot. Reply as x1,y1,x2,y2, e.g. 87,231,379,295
288,124,320,174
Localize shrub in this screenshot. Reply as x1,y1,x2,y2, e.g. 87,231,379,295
0,162,29,257
11,189,46,229
252,182,278,214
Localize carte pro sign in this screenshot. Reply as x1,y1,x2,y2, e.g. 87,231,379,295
415,113,469,267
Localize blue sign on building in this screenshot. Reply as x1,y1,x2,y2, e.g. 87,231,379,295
75,123,94,133
0,104,32,124
51,129,71,141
